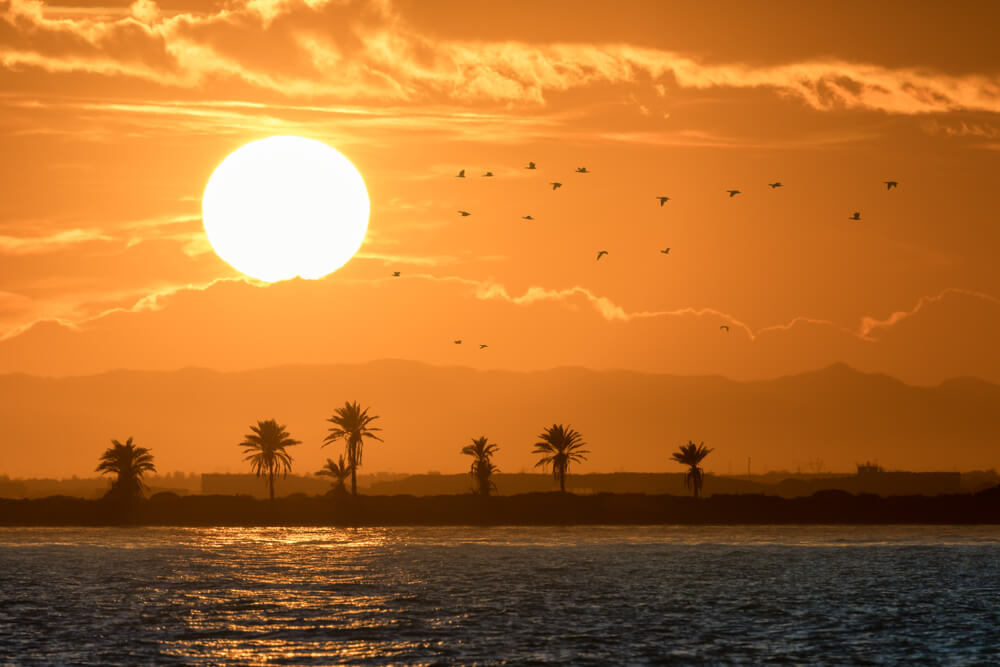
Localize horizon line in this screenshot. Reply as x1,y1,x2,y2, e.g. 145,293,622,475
0,358,994,389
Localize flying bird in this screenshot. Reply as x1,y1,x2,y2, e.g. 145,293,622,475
522,215,534,220
849,211,861,221
526,162,536,170
768,182,783,188
392,271,400,277
456,169,465,178
479,344,488,349
454,340,462,345
458,210,471,216
596,250,608,261
576,167,589,173
657,196,671,206
482,171,494,177
885,181,898,190
720,325,730,332
660,248,671,254
550,182,562,190
727,189,742,197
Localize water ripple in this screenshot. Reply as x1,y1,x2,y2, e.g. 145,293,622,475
1,526,998,664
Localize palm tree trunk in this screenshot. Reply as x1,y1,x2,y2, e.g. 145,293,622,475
269,470,275,501
559,465,565,493
348,438,359,496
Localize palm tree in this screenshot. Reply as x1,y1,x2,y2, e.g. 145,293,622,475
239,419,301,501
462,436,500,496
533,424,589,492
316,455,353,496
672,441,714,499
96,437,156,501
323,401,383,496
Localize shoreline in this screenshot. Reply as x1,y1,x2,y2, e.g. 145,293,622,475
2,488,999,526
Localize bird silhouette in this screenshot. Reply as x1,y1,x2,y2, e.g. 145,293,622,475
720,325,730,332
657,196,671,206
458,210,471,216
456,169,465,178
454,340,462,345
596,250,608,260
768,182,783,188
482,171,494,177
849,211,861,221
550,182,562,190
479,344,488,349
727,189,742,197
392,271,400,277
576,167,589,173
885,181,898,190
660,248,671,254
526,161,536,169
522,215,534,220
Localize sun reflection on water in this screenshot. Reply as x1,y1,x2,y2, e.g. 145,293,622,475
1,526,998,664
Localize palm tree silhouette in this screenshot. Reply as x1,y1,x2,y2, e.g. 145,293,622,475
324,401,383,496
533,424,589,492
462,436,500,496
316,455,353,497
239,419,300,501
96,437,156,501
672,441,714,499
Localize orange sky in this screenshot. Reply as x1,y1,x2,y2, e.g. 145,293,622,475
2,0,999,386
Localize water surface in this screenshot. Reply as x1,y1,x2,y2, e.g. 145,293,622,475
1,526,998,664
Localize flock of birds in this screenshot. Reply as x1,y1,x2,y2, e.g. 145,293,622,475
390,162,900,345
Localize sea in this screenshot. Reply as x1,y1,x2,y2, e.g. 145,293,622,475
0,526,998,665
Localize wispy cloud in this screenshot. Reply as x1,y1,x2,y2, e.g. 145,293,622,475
355,251,461,266
3,0,998,116
0,228,113,254
857,288,1000,340
0,212,209,256
0,275,256,341
0,290,31,314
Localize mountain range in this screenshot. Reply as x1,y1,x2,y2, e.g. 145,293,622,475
2,360,997,479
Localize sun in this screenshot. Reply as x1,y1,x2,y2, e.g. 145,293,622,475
202,136,370,282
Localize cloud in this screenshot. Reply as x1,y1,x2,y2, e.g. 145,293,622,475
0,271,997,385
857,288,1000,340
3,0,998,117
0,290,31,315
0,228,113,254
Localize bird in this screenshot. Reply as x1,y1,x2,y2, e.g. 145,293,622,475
458,210,471,216
392,271,400,277
849,211,861,221
550,182,562,190
454,340,462,345
482,171,494,177
768,182,783,188
660,248,671,254
720,325,730,332
727,189,742,197
526,161,536,170
657,196,671,206
885,181,898,190
576,167,589,173
456,169,465,178
479,344,488,349
522,215,534,221
596,250,608,260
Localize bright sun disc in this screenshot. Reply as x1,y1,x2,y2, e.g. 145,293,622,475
202,136,370,282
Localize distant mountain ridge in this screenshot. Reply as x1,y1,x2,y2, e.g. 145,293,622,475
1,360,997,478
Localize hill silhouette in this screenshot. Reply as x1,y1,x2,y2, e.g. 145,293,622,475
1,360,997,479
